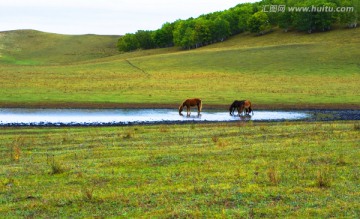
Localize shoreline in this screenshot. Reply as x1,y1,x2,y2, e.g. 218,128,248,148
0,102,359,110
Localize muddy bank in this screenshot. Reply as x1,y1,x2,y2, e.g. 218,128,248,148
308,109,360,121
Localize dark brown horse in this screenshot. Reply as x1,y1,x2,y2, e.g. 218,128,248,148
229,100,253,116
179,98,202,116
229,100,244,116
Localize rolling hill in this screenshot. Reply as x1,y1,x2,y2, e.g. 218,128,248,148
0,29,120,65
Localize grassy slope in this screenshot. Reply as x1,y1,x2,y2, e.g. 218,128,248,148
0,28,359,108
0,29,120,65
0,121,359,217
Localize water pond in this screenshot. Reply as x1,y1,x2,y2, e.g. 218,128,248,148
0,108,359,126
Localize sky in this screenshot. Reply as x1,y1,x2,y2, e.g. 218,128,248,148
0,0,259,35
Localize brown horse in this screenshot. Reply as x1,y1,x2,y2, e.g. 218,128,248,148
179,98,202,116
237,100,253,116
229,100,245,116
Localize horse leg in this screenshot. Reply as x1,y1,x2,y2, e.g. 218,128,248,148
237,106,243,116
187,106,190,116
197,105,200,116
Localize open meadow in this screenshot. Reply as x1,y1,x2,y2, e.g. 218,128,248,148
0,28,359,108
0,26,359,218
0,121,359,217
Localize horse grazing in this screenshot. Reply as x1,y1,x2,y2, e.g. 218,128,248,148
229,100,244,116
179,98,202,116
229,100,253,116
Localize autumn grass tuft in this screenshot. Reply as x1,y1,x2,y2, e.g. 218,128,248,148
267,166,280,186
315,167,332,188
354,123,360,130
50,161,66,175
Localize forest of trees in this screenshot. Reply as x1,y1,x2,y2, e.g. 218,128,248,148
117,0,359,51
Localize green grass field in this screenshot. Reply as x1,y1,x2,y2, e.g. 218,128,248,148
0,28,359,218
0,28,359,108
1,121,359,217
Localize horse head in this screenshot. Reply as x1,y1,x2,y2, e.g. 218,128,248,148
178,103,184,116
229,105,234,115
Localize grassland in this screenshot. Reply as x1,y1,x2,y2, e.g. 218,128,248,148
0,28,359,218
0,28,359,108
0,121,359,217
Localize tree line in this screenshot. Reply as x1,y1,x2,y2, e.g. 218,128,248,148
117,0,358,51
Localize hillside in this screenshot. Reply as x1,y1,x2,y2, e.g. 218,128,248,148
0,29,120,65
0,28,359,108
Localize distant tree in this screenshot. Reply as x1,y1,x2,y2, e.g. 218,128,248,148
173,20,187,47
338,0,358,28
182,27,196,49
278,11,293,32
236,3,254,32
152,22,174,48
266,0,293,32
248,11,271,34
259,0,284,26
315,2,338,31
220,9,241,35
117,33,139,52
117,0,355,52
211,17,231,42
193,18,212,47
135,30,155,49
173,19,196,49
292,0,337,33
293,13,315,32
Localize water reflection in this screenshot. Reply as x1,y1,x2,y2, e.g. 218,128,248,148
238,114,252,121
0,108,309,126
